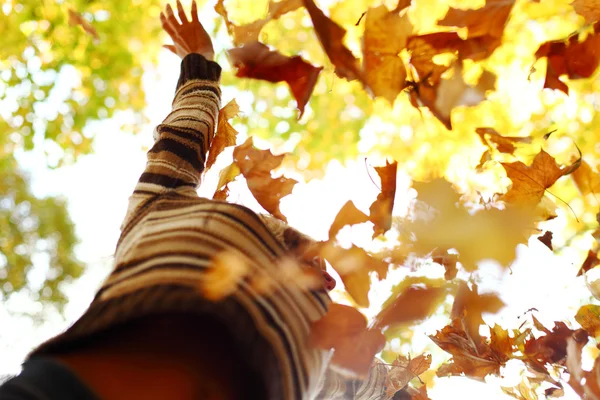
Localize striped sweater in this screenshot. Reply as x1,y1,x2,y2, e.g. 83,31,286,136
30,54,386,400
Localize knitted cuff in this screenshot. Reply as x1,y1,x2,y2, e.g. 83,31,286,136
176,53,222,90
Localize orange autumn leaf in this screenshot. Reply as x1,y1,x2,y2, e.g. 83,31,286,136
228,42,322,118
523,320,587,370
232,137,297,222
303,0,362,81
501,149,577,207
369,160,397,238
328,200,369,240
213,162,241,200
206,100,240,170
566,335,600,400
432,250,459,280
475,127,532,154
200,251,248,300
68,9,99,40
438,0,516,39
309,303,385,377
579,250,600,276
215,0,302,46
572,160,600,195
575,304,600,337
374,285,446,329
572,0,600,24
535,23,600,94
385,354,432,398
362,6,412,103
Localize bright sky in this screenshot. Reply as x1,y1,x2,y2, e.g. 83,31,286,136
0,14,593,399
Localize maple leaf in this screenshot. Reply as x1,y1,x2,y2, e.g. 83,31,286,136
228,42,322,118
232,137,297,222
537,231,553,250
385,354,432,399
475,127,532,154
328,200,369,240
369,160,398,238
535,23,600,94
523,320,588,371
430,319,508,380
206,100,240,170
303,0,362,81
309,303,386,377
68,9,99,40
572,0,600,25
215,0,302,46
501,149,576,207
451,282,505,345
572,160,600,195
579,250,600,276
438,0,516,39
375,285,446,329
213,162,241,200
575,304,600,337
362,6,412,103
321,243,389,307
408,63,496,129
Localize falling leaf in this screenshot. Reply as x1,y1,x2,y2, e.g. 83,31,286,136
375,285,446,328
228,42,322,118
566,335,600,400
362,6,412,102
432,250,459,280
232,137,297,222
200,251,248,300
328,200,370,240
213,162,241,200
572,160,600,195
537,231,553,250
575,304,600,337
215,0,302,46
475,127,532,154
579,250,600,276
501,149,576,207
523,321,587,370
68,9,99,40
385,354,432,398
430,319,508,380
321,243,389,307
309,303,386,377
303,0,362,81
451,282,505,345
369,160,398,238
572,0,600,25
206,100,240,170
535,23,600,94
438,0,516,39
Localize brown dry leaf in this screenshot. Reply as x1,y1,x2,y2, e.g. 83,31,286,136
451,282,505,345
321,243,389,307
572,0,600,25
375,285,446,329
206,100,240,170
432,250,459,280
523,321,588,371
579,250,600,276
200,251,248,300
215,0,302,46
385,354,432,398
566,335,600,400
535,23,600,94
68,9,99,40
475,127,532,154
232,137,297,222
408,63,496,130
430,319,508,380
362,6,412,103
575,304,600,337
303,0,362,81
501,149,575,207
309,303,386,377
228,42,322,118
369,160,398,238
438,0,516,39
537,231,553,250
328,200,370,240
572,160,600,195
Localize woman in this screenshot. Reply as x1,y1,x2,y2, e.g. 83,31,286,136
0,2,386,399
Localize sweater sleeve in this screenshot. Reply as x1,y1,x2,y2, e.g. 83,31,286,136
120,53,221,230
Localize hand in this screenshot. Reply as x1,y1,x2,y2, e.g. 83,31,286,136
161,0,215,61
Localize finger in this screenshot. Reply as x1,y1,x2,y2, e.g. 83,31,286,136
191,0,199,22
165,3,180,25
176,0,188,24
160,12,177,37
163,44,177,54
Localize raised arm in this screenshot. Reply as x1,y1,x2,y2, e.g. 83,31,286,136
121,1,219,229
